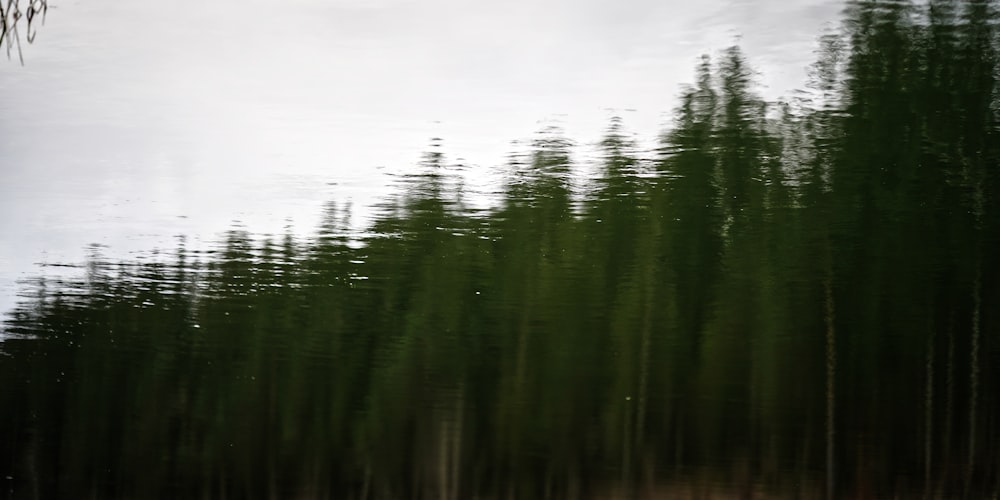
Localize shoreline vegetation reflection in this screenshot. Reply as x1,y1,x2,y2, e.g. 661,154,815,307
0,0,47,64
2,0,1000,498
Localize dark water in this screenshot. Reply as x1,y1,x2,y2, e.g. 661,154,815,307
3,1,1000,499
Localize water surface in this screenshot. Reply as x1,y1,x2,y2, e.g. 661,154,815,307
2,0,999,498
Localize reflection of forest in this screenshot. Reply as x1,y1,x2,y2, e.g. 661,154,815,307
2,1,998,498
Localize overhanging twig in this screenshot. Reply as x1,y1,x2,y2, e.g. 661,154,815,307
1,0,47,64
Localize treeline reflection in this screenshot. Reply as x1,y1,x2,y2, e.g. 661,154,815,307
2,1,1000,498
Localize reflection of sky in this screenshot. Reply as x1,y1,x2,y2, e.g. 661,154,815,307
0,0,841,317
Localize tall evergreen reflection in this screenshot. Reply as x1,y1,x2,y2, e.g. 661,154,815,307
2,0,999,497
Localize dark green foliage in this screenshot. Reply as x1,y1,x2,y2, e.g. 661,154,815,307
2,1,1000,498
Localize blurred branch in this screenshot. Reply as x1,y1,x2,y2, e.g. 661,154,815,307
1,0,48,64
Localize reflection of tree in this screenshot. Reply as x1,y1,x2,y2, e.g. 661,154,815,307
1,0,999,497
1,0,47,63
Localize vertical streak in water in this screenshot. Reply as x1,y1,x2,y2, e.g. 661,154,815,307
943,315,954,495
621,394,632,497
967,163,985,494
438,413,449,500
634,214,659,496
449,385,464,500
924,319,935,500
967,252,981,494
824,261,836,500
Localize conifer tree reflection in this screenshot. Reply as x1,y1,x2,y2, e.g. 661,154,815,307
2,0,999,497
